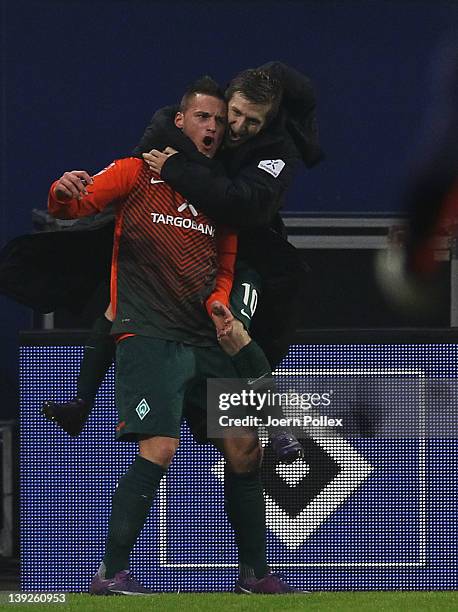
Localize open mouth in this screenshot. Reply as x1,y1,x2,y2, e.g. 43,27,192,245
228,129,244,144
203,136,214,147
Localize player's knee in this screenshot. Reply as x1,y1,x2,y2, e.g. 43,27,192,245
139,436,179,468
150,441,178,468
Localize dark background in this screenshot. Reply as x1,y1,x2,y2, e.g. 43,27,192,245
1,0,458,417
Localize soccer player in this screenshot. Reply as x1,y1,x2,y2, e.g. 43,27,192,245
405,40,458,275
376,40,458,308
48,77,304,595
48,77,241,595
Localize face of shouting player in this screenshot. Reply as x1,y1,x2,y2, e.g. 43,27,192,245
175,94,227,158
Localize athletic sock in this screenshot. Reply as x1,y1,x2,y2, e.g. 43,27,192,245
230,340,271,380
77,315,115,405
230,341,288,426
224,467,268,579
103,455,166,578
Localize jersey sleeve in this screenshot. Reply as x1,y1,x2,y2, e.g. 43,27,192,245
205,227,238,316
48,158,142,219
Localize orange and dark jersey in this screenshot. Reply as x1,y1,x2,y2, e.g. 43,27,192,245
48,158,237,346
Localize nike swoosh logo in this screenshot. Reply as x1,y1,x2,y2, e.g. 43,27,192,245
247,373,269,386
236,585,255,594
150,178,164,185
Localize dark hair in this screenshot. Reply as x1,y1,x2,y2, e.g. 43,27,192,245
225,69,283,122
179,75,226,112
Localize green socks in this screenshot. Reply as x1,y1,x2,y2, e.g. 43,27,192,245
77,315,115,405
230,340,271,380
224,467,268,579
103,455,166,578
231,340,287,425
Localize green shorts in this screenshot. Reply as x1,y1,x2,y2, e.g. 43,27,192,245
115,335,238,441
115,262,262,443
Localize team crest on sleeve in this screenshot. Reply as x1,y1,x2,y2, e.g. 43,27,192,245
257,159,285,178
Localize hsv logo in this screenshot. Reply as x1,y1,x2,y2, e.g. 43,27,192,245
177,201,198,217
211,434,373,550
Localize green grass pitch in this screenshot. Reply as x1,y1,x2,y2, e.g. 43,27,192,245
1,592,457,611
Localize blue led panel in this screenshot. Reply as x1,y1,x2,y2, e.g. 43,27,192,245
20,343,457,591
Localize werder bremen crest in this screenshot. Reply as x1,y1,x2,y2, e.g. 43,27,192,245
136,398,151,420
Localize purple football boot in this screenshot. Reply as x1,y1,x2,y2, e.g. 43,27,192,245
90,569,152,596
235,572,305,594
270,431,304,464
